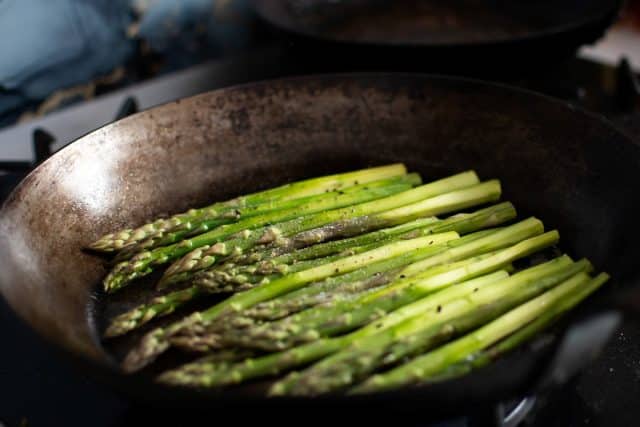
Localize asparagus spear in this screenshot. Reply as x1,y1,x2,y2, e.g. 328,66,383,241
459,272,610,373
364,272,611,387
115,173,422,261
191,232,457,294
229,216,441,266
122,231,463,372
238,251,503,324
200,202,516,290
157,271,509,387
104,175,422,292
90,163,408,252
158,177,498,289
271,258,590,395
170,251,508,352
104,286,202,338
352,271,604,394
224,202,515,270
106,229,497,338
234,202,517,319
206,220,549,351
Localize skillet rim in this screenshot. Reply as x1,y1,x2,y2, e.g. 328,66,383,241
253,0,623,48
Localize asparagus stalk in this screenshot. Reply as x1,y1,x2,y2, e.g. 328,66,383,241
461,272,610,372
104,175,422,292
116,216,528,342
239,250,503,324
104,286,202,338
206,202,516,288
226,202,515,270
158,177,497,289
352,271,602,394
106,229,497,338
122,231,463,372
157,271,508,387
90,163,408,252
382,272,611,386
170,251,508,352
192,231,458,294
271,258,590,395
115,173,422,260
207,220,549,352
229,216,441,266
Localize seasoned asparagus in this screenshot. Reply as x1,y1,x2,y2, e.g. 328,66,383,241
157,271,508,387
192,202,517,291
104,171,483,292
105,228,500,338
122,231,463,372
158,177,498,288
90,163,408,252
104,175,422,292
115,173,422,261
352,271,605,394
271,257,590,395
203,219,548,352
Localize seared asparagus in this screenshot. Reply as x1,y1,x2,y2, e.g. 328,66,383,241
352,271,605,394
157,271,508,387
203,220,548,352
271,257,590,395
90,163,408,252
158,177,498,288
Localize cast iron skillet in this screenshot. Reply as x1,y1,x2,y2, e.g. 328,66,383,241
254,0,623,74
0,74,636,420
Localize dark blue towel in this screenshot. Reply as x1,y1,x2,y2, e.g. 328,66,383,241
0,0,252,120
0,0,133,102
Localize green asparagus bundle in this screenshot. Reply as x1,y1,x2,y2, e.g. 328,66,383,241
156,175,496,290
157,271,510,387
103,172,427,292
90,163,408,253
91,165,609,396
121,231,462,371
352,272,608,394
128,228,556,373
104,204,513,339
114,173,422,261
202,219,548,352
270,257,590,395
159,256,588,390
103,171,486,292
171,251,504,353
187,204,517,293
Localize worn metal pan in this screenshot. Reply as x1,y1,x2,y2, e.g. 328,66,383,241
254,0,623,74
0,74,636,422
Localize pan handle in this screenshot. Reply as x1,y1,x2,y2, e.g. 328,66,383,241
535,310,621,390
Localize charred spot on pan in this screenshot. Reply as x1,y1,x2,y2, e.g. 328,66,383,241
228,108,251,135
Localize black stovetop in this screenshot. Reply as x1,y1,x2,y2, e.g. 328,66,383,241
1,49,640,427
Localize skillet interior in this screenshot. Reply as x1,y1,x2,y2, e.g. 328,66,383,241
0,74,638,413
